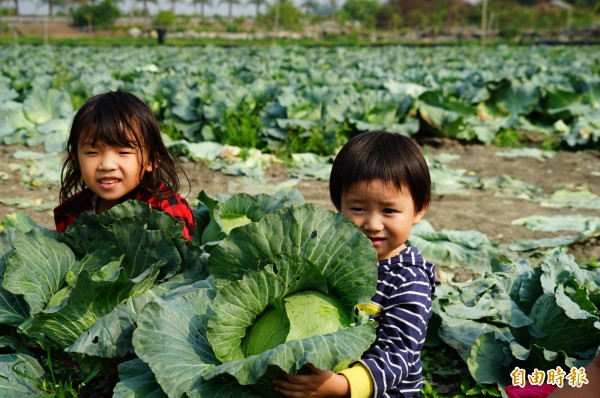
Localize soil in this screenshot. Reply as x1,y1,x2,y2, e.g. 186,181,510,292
1,141,599,269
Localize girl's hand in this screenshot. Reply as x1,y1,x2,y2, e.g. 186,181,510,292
273,363,350,398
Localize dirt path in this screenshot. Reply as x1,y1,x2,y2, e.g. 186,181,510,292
1,142,599,265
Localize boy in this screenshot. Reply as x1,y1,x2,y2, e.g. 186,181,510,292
274,131,435,397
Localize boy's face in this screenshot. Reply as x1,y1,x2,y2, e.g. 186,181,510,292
77,140,152,214
339,179,426,261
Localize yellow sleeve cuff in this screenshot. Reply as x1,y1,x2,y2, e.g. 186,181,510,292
340,363,373,398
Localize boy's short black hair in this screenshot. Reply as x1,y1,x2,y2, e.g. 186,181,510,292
329,131,431,213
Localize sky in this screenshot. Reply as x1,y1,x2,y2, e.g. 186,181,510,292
15,0,340,16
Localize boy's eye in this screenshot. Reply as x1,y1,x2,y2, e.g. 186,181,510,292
383,208,397,214
350,207,364,212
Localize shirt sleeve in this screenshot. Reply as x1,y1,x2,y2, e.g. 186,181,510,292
53,190,94,232
358,270,433,397
340,363,374,398
154,194,197,240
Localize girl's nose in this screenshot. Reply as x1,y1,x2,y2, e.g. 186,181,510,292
98,154,117,170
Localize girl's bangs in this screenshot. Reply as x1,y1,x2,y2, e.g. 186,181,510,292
80,113,140,148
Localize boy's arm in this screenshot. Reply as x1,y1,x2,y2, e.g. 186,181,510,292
273,364,350,397
339,363,373,398
359,271,433,397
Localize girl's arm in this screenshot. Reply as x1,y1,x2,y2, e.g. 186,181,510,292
147,193,196,240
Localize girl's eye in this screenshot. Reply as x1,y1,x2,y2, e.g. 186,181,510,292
350,207,364,212
383,208,397,214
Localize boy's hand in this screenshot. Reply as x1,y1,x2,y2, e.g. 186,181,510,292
273,363,350,397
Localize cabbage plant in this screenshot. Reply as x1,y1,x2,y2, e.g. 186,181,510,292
428,251,600,389
195,189,305,245
130,204,378,397
0,201,207,395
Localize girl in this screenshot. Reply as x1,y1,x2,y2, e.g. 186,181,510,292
54,90,196,240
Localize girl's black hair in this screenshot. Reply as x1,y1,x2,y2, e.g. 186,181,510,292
329,131,431,213
60,90,183,203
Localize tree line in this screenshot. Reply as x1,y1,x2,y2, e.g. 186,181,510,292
1,0,599,34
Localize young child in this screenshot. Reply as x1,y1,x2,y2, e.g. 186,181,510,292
274,131,435,397
54,90,196,240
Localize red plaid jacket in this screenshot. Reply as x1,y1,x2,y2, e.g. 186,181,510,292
54,186,196,240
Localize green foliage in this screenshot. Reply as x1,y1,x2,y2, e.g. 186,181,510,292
429,251,600,392
0,203,207,394
152,10,175,29
281,125,348,157
374,0,599,31
459,375,502,396
341,0,380,28
421,346,464,397
491,129,523,147
70,0,120,29
216,100,264,149
259,0,304,31
0,7,16,16
38,350,85,398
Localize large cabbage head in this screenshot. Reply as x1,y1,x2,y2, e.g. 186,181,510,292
132,204,378,398
204,204,378,393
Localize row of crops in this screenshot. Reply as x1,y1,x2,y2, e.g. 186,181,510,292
1,191,599,397
1,44,599,159
0,44,599,397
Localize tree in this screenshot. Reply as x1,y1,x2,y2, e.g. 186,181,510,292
246,0,268,18
328,0,337,18
135,0,157,16
341,0,379,27
39,0,68,17
219,0,242,23
153,10,174,43
71,0,120,30
191,0,212,19
300,0,317,15
260,0,302,31
11,0,19,15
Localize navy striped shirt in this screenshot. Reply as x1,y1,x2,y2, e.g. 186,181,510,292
358,246,435,397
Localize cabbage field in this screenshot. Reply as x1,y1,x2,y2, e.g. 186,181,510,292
0,44,599,397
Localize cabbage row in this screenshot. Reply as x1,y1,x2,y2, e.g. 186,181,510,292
1,45,599,158
0,193,378,397
1,190,599,396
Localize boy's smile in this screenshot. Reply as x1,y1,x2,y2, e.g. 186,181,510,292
339,179,427,260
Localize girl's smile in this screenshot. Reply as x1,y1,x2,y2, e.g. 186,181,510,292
97,178,121,189
77,141,152,213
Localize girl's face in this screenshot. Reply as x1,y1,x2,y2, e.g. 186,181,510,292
77,140,152,214
339,179,426,260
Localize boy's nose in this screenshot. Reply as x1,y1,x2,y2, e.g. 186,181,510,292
363,215,384,232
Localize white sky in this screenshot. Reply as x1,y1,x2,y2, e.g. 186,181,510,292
15,0,340,16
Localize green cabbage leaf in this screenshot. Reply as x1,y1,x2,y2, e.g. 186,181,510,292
133,204,378,397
